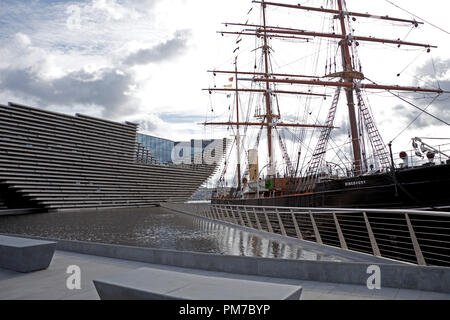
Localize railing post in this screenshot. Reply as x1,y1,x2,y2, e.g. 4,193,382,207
291,210,303,240
244,207,254,229
214,206,221,220
222,206,229,221
263,208,274,233
214,205,222,220
363,212,381,257
236,206,245,226
253,208,263,231
309,211,323,244
219,206,226,221
229,206,238,225
276,208,287,237
207,205,213,219
210,205,217,220
223,205,231,222
405,213,426,266
211,205,216,219
213,206,220,220
333,212,348,250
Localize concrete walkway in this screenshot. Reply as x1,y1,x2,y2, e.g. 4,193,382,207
1,251,449,300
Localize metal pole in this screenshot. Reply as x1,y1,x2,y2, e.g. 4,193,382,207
405,213,426,265
363,212,381,257
291,210,303,240
333,212,348,250
276,208,287,236
309,211,323,244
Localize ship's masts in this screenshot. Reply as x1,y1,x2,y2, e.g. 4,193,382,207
235,59,242,191
337,0,362,175
262,0,275,177
209,0,443,183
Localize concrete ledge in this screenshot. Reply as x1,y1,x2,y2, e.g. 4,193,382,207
0,235,56,273
93,267,302,300
2,234,449,293
0,208,45,217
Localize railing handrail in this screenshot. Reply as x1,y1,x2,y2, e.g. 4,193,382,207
209,204,450,217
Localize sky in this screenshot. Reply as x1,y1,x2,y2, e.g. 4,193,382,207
0,0,449,178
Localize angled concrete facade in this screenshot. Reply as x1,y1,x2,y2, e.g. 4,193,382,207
0,102,223,211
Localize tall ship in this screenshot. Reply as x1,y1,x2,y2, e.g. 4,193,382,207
206,0,450,210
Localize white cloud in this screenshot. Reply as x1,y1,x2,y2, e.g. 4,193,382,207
0,0,449,177
15,32,31,47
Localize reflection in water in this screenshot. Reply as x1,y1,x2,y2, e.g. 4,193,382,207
0,207,345,261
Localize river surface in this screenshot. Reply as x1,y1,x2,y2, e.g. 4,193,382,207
0,207,346,261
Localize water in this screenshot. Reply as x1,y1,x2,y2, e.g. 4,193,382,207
0,207,346,262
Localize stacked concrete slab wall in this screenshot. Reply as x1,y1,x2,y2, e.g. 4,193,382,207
0,102,220,211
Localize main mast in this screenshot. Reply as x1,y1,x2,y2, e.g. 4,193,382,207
234,58,242,191
261,0,275,177
336,0,363,174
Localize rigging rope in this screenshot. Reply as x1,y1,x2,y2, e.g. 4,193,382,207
396,50,425,77
384,0,450,35
365,77,449,127
390,95,440,143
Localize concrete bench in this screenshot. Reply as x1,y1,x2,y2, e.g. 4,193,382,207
0,235,56,273
93,267,302,300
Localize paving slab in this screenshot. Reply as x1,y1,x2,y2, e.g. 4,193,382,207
0,251,449,300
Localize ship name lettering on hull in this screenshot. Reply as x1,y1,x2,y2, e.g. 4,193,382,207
345,180,367,187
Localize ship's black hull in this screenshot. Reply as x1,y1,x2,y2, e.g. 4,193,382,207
215,163,450,210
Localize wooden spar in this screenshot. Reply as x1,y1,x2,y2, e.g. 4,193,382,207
224,22,313,32
219,30,436,49
204,88,329,97
337,0,362,175
249,78,444,94
252,1,423,25
209,70,319,79
219,31,312,42
201,122,335,129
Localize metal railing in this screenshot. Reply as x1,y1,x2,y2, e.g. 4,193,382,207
162,202,450,267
